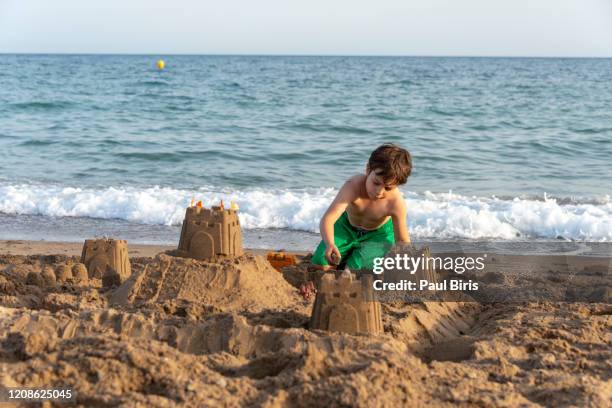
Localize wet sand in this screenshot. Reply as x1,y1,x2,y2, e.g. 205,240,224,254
0,240,309,258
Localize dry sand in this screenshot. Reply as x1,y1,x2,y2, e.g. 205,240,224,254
0,240,610,407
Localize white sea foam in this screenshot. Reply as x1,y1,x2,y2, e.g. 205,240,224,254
0,184,610,241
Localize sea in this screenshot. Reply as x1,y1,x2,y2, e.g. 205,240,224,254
1,55,611,251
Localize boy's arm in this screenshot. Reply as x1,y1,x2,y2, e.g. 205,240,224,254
319,180,357,264
391,197,411,245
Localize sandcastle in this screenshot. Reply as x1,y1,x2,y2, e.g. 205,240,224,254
81,239,131,287
310,271,383,335
176,201,243,260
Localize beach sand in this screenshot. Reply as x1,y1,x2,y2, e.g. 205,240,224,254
0,240,610,407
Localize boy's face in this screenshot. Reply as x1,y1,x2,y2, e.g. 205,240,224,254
365,168,397,200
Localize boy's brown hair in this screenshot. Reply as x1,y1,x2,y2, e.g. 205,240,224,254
367,143,412,185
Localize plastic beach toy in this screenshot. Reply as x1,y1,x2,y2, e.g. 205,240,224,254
267,252,297,271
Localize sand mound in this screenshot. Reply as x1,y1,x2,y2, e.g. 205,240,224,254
110,253,301,312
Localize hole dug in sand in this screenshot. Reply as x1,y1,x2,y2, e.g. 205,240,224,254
383,300,484,362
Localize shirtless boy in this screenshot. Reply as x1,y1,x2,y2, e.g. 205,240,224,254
312,143,412,270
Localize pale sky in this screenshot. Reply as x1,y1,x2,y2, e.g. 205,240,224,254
1,0,611,56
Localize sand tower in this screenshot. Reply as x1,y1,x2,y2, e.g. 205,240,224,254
81,239,131,286
176,202,243,260
310,271,383,335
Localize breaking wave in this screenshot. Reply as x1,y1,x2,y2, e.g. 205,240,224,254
0,184,611,241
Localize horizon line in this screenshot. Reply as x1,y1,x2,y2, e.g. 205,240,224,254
1,52,612,59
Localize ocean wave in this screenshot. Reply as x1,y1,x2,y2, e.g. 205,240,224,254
9,101,74,111
379,79,414,86
0,184,610,241
138,80,169,87
17,139,58,147
289,123,373,134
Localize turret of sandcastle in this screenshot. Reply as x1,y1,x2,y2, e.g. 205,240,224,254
176,200,243,260
310,271,383,335
81,238,131,287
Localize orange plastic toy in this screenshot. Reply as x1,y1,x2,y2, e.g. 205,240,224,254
267,251,297,271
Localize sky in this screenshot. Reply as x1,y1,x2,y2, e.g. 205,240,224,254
1,0,611,57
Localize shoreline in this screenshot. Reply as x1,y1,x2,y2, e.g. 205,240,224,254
0,239,309,258
2,239,610,271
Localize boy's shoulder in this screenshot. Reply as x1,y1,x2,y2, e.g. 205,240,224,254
335,174,365,201
342,174,366,191
390,189,407,208
345,174,367,186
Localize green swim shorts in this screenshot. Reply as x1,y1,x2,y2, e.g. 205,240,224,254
312,212,395,270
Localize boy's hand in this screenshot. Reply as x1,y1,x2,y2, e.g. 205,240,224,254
324,244,341,265
299,281,316,300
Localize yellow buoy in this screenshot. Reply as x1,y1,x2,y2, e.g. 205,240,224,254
156,59,165,70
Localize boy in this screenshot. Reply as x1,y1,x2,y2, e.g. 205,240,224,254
312,143,412,271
